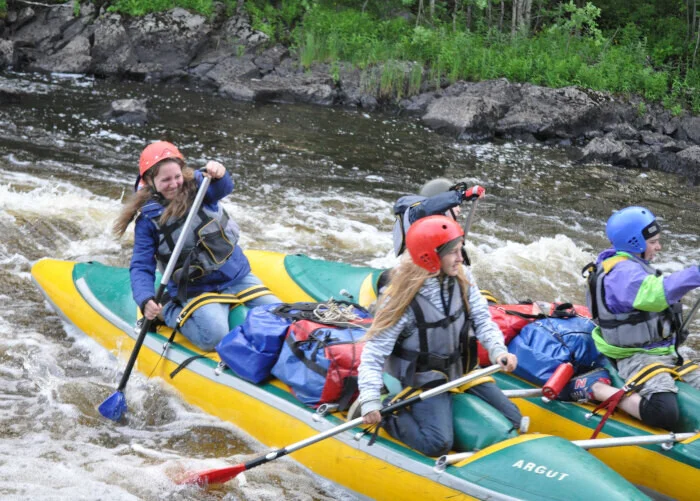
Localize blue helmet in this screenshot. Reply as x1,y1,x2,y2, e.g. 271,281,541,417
606,206,661,254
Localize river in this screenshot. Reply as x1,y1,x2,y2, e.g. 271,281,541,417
1,70,698,500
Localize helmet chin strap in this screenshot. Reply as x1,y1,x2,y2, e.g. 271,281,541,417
147,178,165,203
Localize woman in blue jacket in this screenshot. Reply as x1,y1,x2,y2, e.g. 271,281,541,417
114,141,279,351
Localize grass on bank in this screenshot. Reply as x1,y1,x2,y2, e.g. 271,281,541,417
1,1,697,113
291,5,699,113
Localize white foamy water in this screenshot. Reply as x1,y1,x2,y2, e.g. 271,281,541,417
1,71,698,500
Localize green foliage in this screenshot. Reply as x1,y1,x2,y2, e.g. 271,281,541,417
107,0,220,17
245,0,310,43
29,0,696,112
0,0,6,18
636,101,647,117
547,1,604,46
73,0,80,17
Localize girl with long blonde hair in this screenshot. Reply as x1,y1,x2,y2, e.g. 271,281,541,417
356,215,521,456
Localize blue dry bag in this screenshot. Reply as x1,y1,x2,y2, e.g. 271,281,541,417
508,316,601,386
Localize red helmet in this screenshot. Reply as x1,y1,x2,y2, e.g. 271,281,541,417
138,141,184,177
406,215,464,273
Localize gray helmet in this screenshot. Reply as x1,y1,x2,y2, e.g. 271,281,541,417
419,177,453,197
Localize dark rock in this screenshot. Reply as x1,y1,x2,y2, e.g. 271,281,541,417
91,13,136,76
677,116,700,144
219,81,256,101
104,98,149,124
497,85,607,140
12,5,73,46
200,55,260,87
639,131,678,151
399,92,439,114
607,123,640,141
422,80,519,137
124,9,212,79
0,39,14,68
253,44,288,74
579,137,638,168
33,35,91,73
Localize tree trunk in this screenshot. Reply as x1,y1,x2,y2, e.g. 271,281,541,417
499,0,505,32
693,3,700,68
512,0,532,35
453,0,461,32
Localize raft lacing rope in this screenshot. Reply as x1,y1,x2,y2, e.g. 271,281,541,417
312,299,369,329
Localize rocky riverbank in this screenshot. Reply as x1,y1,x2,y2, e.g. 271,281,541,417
1,3,698,183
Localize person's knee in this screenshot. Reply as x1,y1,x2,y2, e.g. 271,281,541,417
182,322,226,351
419,435,453,457
639,392,679,430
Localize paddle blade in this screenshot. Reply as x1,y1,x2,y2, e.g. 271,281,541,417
178,464,246,486
98,390,127,421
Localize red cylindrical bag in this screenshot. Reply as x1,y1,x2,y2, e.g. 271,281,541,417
542,362,575,399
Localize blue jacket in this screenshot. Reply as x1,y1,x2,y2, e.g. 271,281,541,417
393,190,463,224
130,170,251,308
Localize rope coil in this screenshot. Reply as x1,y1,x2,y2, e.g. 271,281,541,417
312,299,368,329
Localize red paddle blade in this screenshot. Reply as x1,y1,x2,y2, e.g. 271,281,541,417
178,463,246,486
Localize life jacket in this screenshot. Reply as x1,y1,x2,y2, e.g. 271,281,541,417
387,277,474,389
392,195,425,256
144,198,240,295
586,254,681,356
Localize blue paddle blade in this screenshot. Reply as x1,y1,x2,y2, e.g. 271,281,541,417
99,391,127,421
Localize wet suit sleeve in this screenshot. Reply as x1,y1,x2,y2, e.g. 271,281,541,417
408,191,462,223
129,215,159,309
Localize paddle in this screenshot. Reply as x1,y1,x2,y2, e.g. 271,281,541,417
178,363,503,486
434,432,698,472
680,295,700,334
462,196,479,236
675,294,700,351
99,171,212,421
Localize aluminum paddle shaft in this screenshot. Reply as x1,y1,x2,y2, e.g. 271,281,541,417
463,198,479,236
179,363,503,486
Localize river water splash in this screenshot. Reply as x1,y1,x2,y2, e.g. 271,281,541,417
1,71,698,500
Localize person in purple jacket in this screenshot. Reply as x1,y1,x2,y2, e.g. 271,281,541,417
113,141,280,351
570,206,700,430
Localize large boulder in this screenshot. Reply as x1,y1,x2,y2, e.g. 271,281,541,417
579,137,638,168
33,35,91,73
422,79,518,138
91,13,137,76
